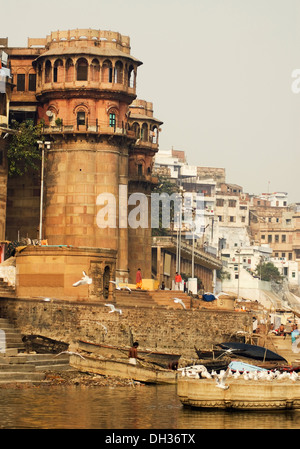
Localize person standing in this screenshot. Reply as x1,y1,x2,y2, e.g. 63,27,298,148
128,342,139,365
136,268,142,289
174,272,182,290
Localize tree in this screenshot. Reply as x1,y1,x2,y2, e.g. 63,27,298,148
7,120,44,177
255,261,282,282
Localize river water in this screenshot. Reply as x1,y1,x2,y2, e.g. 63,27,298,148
0,384,300,430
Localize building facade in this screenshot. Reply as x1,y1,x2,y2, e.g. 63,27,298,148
3,29,162,284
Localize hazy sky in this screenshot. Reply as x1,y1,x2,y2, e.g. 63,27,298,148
2,0,300,202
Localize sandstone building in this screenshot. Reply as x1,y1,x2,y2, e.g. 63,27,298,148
2,29,163,293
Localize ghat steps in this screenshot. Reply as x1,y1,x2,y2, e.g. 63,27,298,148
0,318,72,384
115,289,192,309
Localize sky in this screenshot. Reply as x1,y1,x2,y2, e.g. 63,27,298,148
2,0,300,202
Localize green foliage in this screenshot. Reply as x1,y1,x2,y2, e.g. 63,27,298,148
7,120,43,177
255,261,282,282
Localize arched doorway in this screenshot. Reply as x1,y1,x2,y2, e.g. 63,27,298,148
103,265,110,299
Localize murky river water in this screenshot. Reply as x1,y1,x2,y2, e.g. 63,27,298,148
0,384,299,430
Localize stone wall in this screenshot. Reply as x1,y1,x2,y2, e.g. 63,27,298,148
0,298,252,358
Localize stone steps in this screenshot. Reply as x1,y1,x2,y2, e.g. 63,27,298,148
0,317,74,383
115,289,192,309
0,278,16,297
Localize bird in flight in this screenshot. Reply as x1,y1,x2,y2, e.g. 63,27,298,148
105,303,123,315
172,298,186,309
73,271,92,287
109,280,131,293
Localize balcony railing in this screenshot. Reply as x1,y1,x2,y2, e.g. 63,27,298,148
41,119,135,137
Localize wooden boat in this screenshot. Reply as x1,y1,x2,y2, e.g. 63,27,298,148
194,346,230,360
177,376,300,410
22,334,69,354
69,353,178,384
217,342,287,363
77,340,181,369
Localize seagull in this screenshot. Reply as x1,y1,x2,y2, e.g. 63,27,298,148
105,303,122,315
98,323,108,335
54,351,85,359
73,271,92,287
212,367,230,389
233,370,241,379
172,298,186,309
204,291,230,299
109,280,131,293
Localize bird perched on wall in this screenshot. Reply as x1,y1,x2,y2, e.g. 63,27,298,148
172,298,186,309
73,271,92,287
105,303,123,315
109,280,131,293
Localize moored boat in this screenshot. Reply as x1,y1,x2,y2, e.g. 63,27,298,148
217,342,287,363
77,340,181,369
69,353,178,384
177,376,300,410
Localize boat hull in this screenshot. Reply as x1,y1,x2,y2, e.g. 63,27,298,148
77,340,181,369
70,354,178,385
177,377,300,410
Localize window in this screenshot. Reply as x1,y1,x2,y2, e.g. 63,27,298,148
282,235,286,243
28,74,36,91
261,235,265,240
289,253,293,261
268,235,272,243
17,74,25,91
216,199,224,207
138,164,143,176
282,252,286,258
241,216,246,222
77,58,88,81
109,113,116,128
228,200,236,207
275,235,279,243
218,215,223,222
77,111,86,126
229,216,235,222
0,93,6,116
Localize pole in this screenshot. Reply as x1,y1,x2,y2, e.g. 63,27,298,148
192,226,195,278
37,141,50,241
39,143,44,241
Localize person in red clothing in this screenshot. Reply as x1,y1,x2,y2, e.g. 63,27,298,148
174,272,182,290
136,268,142,289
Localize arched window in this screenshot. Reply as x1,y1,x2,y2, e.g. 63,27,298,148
76,58,88,81
45,60,52,83
109,112,116,129
66,58,74,82
90,59,100,82
128,65,135,88
132,122,140,139
141,123,148,142
102,60,113,83
103,266,110,299
77,110,86,127
114,61,123,84
53,59,64,83
151,126,158,144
